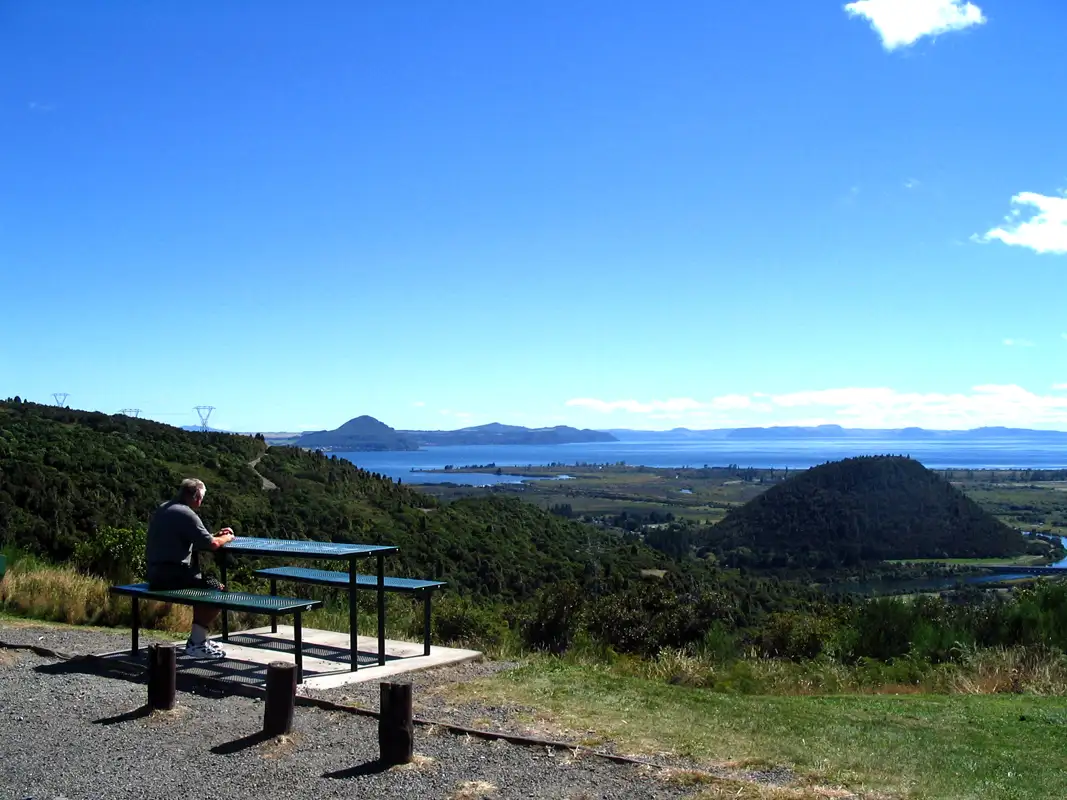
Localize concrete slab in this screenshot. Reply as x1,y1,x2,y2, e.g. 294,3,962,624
99,626,482,692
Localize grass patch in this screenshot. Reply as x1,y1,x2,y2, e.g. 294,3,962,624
885,556,1046,566
444,660,1067,799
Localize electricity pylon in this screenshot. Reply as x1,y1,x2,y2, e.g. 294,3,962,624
194,405,215,432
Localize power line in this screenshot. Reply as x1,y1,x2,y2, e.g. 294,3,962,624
52,392,69,407
194,405,215,432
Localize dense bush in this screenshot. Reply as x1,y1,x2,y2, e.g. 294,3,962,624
72,525,146,584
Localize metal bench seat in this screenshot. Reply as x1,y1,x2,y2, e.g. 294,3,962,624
109,583,322,682
255,566,445,656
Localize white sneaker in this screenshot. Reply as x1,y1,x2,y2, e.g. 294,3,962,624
184,638,226,659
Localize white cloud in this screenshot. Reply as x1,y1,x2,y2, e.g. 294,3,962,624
566,385,1067,429
845,0,986,50
904,178,921,190
979,191,1067,255
1054,384,1067,391
410,401,426,407
1003,338,1035,347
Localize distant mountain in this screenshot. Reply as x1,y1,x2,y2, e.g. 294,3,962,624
604,425,1067,442
702,455,1028,570
405,422,617,446
294,416,419,451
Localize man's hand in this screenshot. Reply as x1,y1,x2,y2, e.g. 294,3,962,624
209,529,236,550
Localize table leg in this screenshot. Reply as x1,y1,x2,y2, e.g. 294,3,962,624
377,552,386,666
270,577,278,634
349,558,358,672
423,591,432,657
219,558,229,641
131,597,140,656
294,610,304,684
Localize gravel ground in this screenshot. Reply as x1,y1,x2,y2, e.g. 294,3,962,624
0,620,177,656
0,623,798,799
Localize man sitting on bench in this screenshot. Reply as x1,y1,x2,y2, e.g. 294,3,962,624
146,478,236,659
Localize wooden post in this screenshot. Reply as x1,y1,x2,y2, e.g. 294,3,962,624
147,643,176,711
379,682,413,765
263,661,296,737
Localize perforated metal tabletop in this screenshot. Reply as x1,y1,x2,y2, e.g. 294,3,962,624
222,537,397,559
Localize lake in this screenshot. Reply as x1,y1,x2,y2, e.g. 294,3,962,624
330,438,1067,485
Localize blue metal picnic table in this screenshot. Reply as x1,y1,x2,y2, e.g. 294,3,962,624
219,537,398,670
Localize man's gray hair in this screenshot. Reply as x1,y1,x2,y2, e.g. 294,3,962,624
177,478,206,504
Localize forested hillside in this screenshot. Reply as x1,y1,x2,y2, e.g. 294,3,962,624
703,455,1027,569
0,400,666,600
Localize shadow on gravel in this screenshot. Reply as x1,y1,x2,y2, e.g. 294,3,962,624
323,760,393,779
94,706,153,726
210,731,274,755
34,654,253,700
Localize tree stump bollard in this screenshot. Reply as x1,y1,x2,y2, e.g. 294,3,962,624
147,643,176,711
263,661,297,737
379,682,414,765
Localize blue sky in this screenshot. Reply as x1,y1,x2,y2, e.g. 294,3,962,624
2,0,1066,433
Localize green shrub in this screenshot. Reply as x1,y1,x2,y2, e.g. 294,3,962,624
432,595,510,650
522,580,585,654
72,525,147,584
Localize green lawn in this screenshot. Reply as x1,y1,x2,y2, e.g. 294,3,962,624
886,555,1047,566
445,660,1067,800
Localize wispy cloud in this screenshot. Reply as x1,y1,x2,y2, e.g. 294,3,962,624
1003,338,1035,347
839,185,861,207
845,0,986,51
410,401,426,407
1062,333,1067,341
977,191,1067,255
566,384,1067,429
904,178,921,190
1054,384,1067,391
28,101,56,113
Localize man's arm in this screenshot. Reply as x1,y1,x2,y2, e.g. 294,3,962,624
207,527,236,550
188,512,235,551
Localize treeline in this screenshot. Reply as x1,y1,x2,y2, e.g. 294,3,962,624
0,400,674,601
522,577,1067,664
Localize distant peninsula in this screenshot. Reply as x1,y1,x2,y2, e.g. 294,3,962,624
406,422,616,447
293,417,617,451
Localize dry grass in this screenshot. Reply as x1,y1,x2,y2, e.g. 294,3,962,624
629,645,1067,697
658,768,869,799
0,566,191,630
389,753,436,773
949,646,1067,696
145,706,190,724
260,733,299,759
449,779,498,799
689,781,861,799
0,566,282,635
